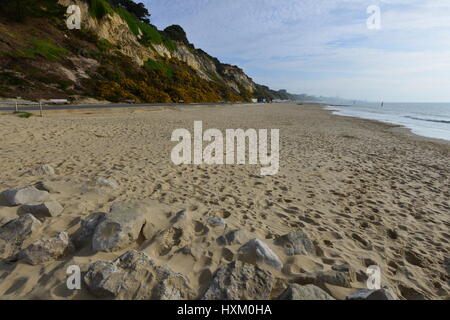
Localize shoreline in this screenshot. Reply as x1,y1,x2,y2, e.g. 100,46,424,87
323,104,450,146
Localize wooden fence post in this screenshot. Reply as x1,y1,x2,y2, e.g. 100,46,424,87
39,100,43,117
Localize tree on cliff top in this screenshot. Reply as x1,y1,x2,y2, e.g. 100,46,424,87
163,25,189,44
107,0,151,24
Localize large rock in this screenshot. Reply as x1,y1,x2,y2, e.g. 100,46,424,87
92,202,149,252
0,214,42,259
72,212,106,249
17,231,72,265
274,230,316,256
202,261,273,300
238,238,283,270
1,186,49,206
21,201,64,219
277,284,335,300
217,229,249,246
295,270,353,288
207,217,226,227
346,288,398,300
84,250,193,300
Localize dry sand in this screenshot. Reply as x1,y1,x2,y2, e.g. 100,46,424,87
0,103,448,300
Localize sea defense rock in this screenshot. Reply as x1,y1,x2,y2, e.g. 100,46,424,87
207,217,226,227
84,250,193,300
0,214,42,259
72,212,107,249
274,230,316,256
1,186,49,206
217,229,250,246
346,288,399,300
277,284,335,300
92,202,149,252
21,201,64,219
18,231,72,265
27,164,55,176
238,238,283,270
202,260,273,300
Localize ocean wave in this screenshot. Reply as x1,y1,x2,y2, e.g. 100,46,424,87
405,116,450,125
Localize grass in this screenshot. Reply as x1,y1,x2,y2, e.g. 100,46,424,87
97,39,115,52
115,7,176,51
14,39,69,61
115,8,162,44
13,111,33,118
88,0,114,19
144,59,173,78
162,36,177,52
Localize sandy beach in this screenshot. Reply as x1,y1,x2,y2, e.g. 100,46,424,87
0,102,448,300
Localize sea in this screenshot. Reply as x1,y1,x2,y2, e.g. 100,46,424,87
324,102,450,142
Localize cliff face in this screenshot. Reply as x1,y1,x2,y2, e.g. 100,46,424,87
59,0,256,93
0,0,258,103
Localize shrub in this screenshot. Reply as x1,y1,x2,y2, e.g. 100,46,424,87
144,59,173,78
115,6,176,51
0,72,28,86
13,111,33,118
20,39,69,61
163,25,189,44
89,0,114,19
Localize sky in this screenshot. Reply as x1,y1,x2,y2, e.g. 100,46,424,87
144,0,450,102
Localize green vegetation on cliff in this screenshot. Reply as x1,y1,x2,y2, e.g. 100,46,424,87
0,0,287,103
88,0,114,19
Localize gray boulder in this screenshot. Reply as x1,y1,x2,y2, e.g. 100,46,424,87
84,250,193,300
217,229,249,246
0,214,42,259
238,238,283,270
92,202,149,252
207,217,226,227
202,260,273,300
18,231,72,265
72,212,107,249
278,284,335,300
21,201,64,219
274,230,316,256
346,288,398,300
1,186,49,206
